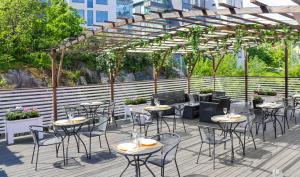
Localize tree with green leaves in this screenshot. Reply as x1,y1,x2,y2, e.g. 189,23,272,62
0,0,83,71
151,49,172,94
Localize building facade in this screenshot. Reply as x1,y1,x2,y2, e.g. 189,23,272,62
66,0,133,27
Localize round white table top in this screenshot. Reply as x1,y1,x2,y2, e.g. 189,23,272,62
211,114,247,123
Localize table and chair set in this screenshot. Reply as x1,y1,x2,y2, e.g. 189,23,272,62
27,93,300,175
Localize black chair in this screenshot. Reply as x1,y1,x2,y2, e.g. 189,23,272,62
196,125,230,169
29,125,65,171
173,104,187,133
131,111,154,136
253,108,273,141
80,109,111,159
233,110,257,154
104,100,117,127
148,133,181,177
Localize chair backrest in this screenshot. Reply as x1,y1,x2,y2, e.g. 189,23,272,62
198,125,216,143
174,104,184,117
64,105,85,118
95,112,109,132
29,125,44,145
151,133,180,161
131,111,150,125
252,108,265,122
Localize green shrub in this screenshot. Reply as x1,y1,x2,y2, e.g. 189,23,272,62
253,95,263,103
200,88,213,94
254,88,277,96
0,79,8,88
6,107,40,121
125,97,147,105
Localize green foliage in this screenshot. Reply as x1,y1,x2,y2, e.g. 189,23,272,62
0,0,83,70
253,95,263,103
254,88,277,96
6,107,40,121
0,79,8,88
123,53,152,73
200,88,213,94
125,97,147,105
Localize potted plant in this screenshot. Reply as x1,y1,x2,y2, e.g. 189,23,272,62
253,95,264,109
199,88,214,94
124,97,148,120
254,88,277,102
5,106,43,144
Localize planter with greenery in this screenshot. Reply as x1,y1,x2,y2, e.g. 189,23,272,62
5,106,43,144
254,88,277,96
124,98,148,120
253,95,264,109
199,88,214,94
124,97,147,105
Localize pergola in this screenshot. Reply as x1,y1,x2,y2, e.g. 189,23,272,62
49,0,300,120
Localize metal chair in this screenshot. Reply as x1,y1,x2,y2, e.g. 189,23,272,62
80,108,111,159
131,111,153,136
234,109,257,154
29,125,65,171
253,108,274,142
196,125,230,169
147,133,181,177
101,100,117,127
173,104,186,133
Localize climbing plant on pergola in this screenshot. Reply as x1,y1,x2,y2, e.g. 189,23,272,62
49,0,300,120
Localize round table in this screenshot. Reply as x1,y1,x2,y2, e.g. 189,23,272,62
144,105,172,135
256,102,284,136
112,139,163,177
53,117,90,163
211,114,247,163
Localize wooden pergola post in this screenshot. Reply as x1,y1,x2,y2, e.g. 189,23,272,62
244,48,248,103
284,41,288,99
153,67,158,95
212,58,216,91
109,71,115,101
50,49,58,121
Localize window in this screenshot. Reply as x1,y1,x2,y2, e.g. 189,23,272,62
87,0,93,8
96,11,108,22
77,9,85,19
72,0,84,3
96,0,107,5
87,10,93,26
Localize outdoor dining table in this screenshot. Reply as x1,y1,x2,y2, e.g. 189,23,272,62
53,117,90,164
211,114,247,163
256,102,284,135
112,138,163,177
144,105,172,135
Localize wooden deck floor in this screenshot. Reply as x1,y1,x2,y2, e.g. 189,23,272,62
1,115,300,177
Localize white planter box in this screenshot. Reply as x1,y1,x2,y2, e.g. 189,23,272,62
5,117,43,144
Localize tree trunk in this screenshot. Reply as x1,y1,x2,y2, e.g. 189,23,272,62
57,49,65,86
109,72,115,101
187,75,191,94
51,49,58,121
153,68,158,95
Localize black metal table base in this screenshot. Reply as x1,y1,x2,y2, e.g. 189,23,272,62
61,125,89,164
120,154,155,177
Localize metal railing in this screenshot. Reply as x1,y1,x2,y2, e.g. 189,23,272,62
1,76,300,135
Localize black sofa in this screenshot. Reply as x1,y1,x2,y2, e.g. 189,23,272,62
153,90,199,119
199,97,231,123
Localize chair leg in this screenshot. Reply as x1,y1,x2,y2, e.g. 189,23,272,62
31,144,36,164
145,125,149,136
55,144,58,157
35,146,40,171
263,123,265,142
182,118,186,133
250,130,256,150
105,133,111,153
209,144,211,157
196,143,203,163
175,159,181,177
161,166,164,177
173,115,176,133
62,142,65,166
213,143,216,170
99,136,102,148
89,136,92,159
